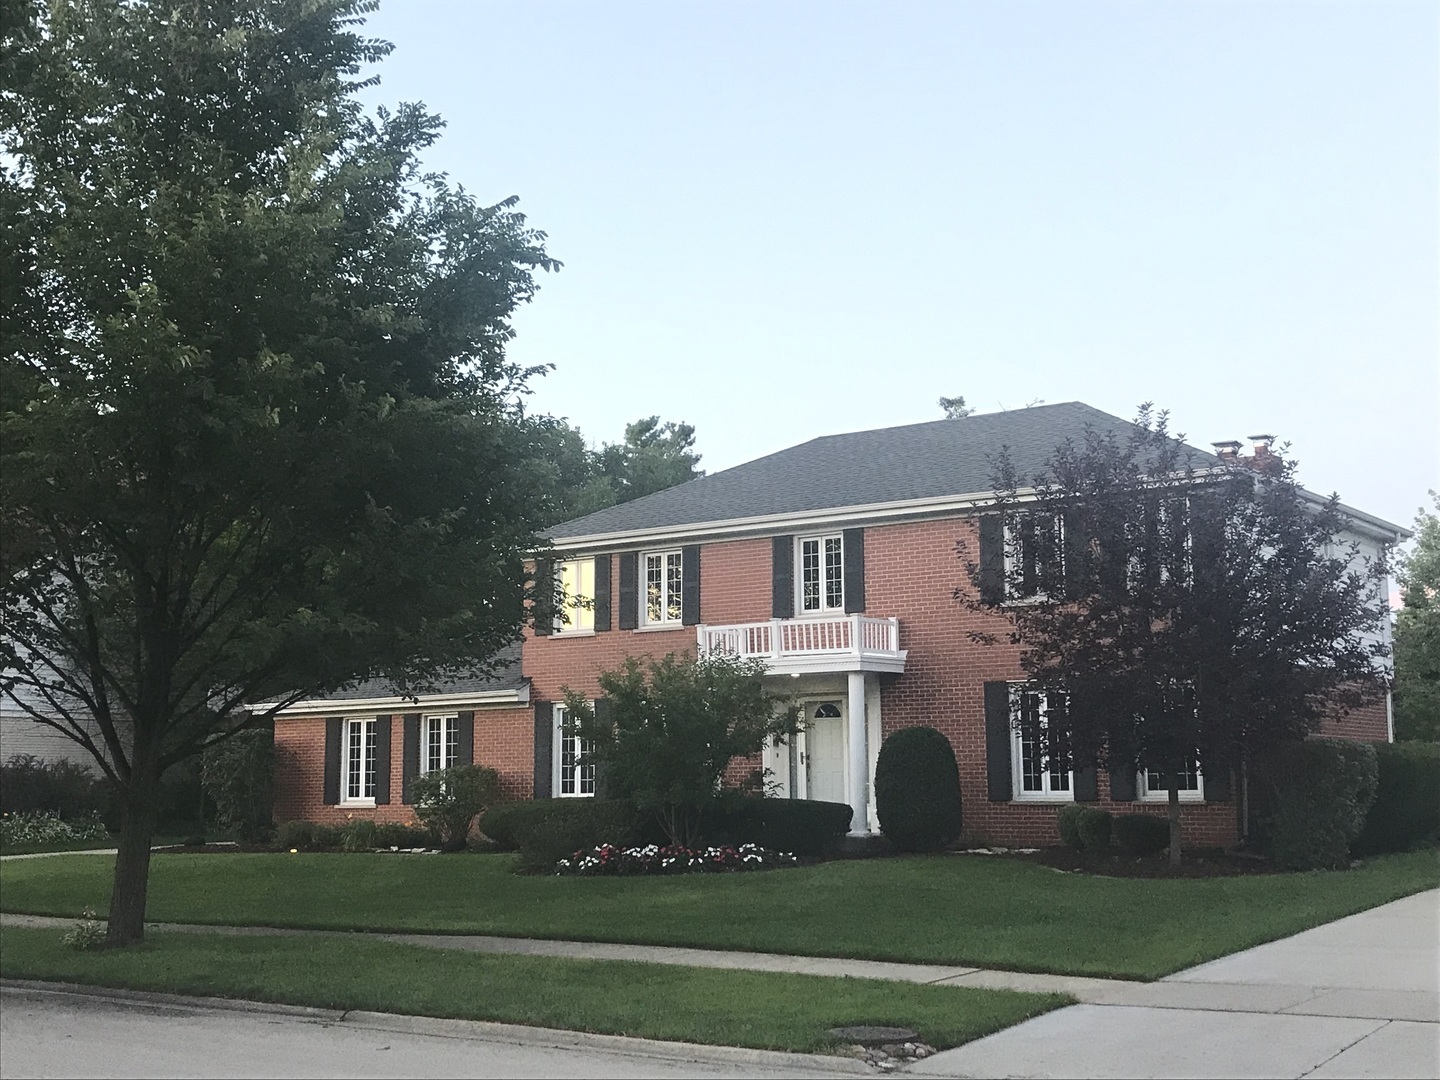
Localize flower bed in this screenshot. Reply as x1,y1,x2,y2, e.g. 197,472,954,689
0,810,110,849
555,842,797,876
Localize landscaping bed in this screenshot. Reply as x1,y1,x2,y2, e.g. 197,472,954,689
0,926,1066,1055
1021,846,1282,879
3,848,1434,980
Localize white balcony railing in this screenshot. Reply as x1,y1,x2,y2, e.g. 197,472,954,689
696,615,906,674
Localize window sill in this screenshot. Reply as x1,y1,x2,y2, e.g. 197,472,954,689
340,799,376,808
1013,794,1075,804
633,623,685,633
551,629,597,639
1138,794,1205,804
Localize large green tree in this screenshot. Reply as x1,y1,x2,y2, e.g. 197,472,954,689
961,408,1391,866
1393,492,1440,741
0,0,557,944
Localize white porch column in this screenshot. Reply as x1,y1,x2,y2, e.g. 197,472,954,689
846,670,869,836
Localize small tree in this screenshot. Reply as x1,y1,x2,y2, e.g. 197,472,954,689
412,764,501,851
960,406,1391,867
565,653,796,847
200,729,274,842
939,395,975,419
1394,493,1440,742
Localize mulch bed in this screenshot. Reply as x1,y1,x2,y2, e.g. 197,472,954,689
1022,846,1279,878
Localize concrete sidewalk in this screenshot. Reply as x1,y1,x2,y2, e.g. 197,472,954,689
911,888,1440,1079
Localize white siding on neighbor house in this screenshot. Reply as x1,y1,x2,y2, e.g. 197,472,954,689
0,710,98,767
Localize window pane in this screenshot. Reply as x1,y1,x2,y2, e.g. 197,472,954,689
800,539,820,611
645,554,663,623
363,719,376,798
824,536,843,609
559,559,594,632
426,719,441,773
666,552,682,621
347,722,362,799
445,717,458,770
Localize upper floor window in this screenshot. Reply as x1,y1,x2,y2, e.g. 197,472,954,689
555,703,595,798
643,549,683,625
1011,686,1072,800
556,558,595,634
1006,514,1065,601
342,717,377,803
798,534,844,613
421,715,459,775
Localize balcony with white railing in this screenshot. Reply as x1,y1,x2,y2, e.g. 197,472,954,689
696,615,907,675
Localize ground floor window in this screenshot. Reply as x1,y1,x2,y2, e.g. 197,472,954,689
343,717,377,802
422,715,459,774
1140,757,1204,801
555,703,595,798
1011,686,1072,800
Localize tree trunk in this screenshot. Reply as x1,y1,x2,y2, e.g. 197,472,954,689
1167,779,1183,869
106,769,160,947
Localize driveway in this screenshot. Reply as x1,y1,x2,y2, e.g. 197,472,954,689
911,888,1440,1079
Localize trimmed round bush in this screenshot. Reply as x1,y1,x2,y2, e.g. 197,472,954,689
1353,742,1440,856
1056,804,1086,849
1262,738,1379,871
1114,814,1169,855
875,726,963,853
412,764,501,852
1077,808,1113,851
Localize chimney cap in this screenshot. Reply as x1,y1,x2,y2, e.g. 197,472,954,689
1211,440,1243,452
1247,433,1275,445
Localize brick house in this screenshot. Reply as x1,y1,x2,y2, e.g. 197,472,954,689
271,402,1404,846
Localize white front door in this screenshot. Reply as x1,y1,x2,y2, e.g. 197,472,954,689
804,701,846,804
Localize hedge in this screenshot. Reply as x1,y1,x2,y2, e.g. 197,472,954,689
1353,742,1440,856
874,726,963,852
1262,738,1378,871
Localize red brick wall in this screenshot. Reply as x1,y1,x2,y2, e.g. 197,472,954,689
273,705,534,826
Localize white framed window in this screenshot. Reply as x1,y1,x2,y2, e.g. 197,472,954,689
1005,514,1065,601
555,558,595,634
1010,686,1073,800
1139,756,1204,802
554,703,595,798
421,714,460,775
642,549,683,626
1127,496,1193,589
797,534,844,613
342,717,377,803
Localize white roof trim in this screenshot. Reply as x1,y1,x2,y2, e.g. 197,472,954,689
258,685,530,718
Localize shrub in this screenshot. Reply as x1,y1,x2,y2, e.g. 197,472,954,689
874,726,963,852
0,810,110,849
200,729,274,842
339,818,378,853
734,798,853,857
373,822,438,850
1056,804,1086,849
1262,738,1379,871
274,820,341,852
1114,814,1170,855
62,907,107,952
412,764,501,852
1077,808,1113,851
0,754,107,819
555,843,798,876
1353,741,1440,856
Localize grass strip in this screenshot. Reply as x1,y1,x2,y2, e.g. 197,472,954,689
0,926,1065,1054
3,848,1434,980
0,840,115,857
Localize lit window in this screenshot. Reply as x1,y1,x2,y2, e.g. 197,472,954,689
343,718,377,802
798,534,844,613
1010,686,1073,799
556,559,595,633
421,715,459,774
643,550,683,625
555,704,595,798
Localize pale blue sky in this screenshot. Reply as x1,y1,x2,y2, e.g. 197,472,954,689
360,0,1437,530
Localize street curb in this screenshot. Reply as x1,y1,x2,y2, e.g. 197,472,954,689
0,979,874,1075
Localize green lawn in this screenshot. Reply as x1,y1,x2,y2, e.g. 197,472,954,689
0,838,115,857
2,849,1435,980
0,926,1064,1054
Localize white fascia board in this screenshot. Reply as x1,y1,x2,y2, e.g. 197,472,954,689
545,490,1015,553
257,685,530,718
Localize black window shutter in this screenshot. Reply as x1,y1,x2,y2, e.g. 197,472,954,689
457,711,475,767
533,702,554,799
984,681,1013,802
617,553,639,630
1204,760,1232,803
681,545,701,625
979,516,1004,605
401,713,420,803
842,528,865,613
1108,763,1137,803
374,715,392,805
593,555,612,632
1073,764,1098,802
533,558,554,636
772,536,794,618
323,718,342,805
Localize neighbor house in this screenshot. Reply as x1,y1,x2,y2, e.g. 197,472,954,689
269,402,1404,846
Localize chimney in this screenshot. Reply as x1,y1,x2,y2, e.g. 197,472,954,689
1211,440,1242,461
1245,434,1282,475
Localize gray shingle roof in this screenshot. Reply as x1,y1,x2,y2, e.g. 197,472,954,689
549,402,1213,540
301,642,525,703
